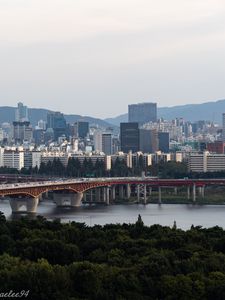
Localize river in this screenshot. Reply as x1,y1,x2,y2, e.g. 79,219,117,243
1,198,225,229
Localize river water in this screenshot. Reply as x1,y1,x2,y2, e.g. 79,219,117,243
1,198,225,230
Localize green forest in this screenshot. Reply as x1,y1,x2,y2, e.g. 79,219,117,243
1,214,225,299
2,158,225,179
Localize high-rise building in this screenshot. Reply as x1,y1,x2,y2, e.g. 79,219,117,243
75,121,89,139
158,132,169,153
13,121,33,143
47,112,67,140
33,129,45,145
139,129,159,153
94,131,102,152
102,133,112,155
128,102,157,124
24,151,42,169
3,150,24,170
15,102,28,122
120,122,139,153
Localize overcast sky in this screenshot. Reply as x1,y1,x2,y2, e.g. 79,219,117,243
0,0,225,118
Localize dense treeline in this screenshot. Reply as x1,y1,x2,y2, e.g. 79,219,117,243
1,214,225,299
2,159,225,179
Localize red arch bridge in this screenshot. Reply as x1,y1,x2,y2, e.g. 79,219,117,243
0,177,224,213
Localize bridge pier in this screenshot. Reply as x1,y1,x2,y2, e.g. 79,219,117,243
158,187,162,204
112,186,116,201
119,185,124,199
202,185,205,198
9,196,39,213
105,187,110,205
193,184,196,202
187,186,190,200
95,188,101,202
53,192,83,207
174,187,178,195
126,184,131,199
144,185,147,204
137,184,140,202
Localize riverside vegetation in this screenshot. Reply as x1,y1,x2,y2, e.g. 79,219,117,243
1,213,225,299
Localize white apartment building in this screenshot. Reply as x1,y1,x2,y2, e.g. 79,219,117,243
3,150,24,170
24,151,42,169
188,151,225,172
41,152,71,167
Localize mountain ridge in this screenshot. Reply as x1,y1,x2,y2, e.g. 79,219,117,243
0,106,115,128
0,99,225,128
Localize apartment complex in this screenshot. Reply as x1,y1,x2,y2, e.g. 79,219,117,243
188,151,225,172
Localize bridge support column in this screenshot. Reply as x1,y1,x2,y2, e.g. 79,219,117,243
96,188,101,202
83,193,87,202
9,197,39,213
158,187,162,204
137,184,140,203
202,185,205,198
89,190,93,202
71,192,83,207
53,192,83,207
105,187,110,205
126,184,131,199
187,186,190,200
144,185,147,204
193,184,196,202
112,186,116,201
119,185,124,199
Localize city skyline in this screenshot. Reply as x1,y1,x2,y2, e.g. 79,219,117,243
0,0,225,117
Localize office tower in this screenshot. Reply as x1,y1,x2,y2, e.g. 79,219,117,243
120,122,139,153
128,102,157,124
75,121,89,139
94,130,102,152
139,129,159,153
33,129,45,145
102,133,112,155
158,132,169,153
15,102,28,122
47,112,67,140
13,121,33,143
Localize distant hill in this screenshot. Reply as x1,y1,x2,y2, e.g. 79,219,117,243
104,99,225,125
1,99,225,129
0,106,116,128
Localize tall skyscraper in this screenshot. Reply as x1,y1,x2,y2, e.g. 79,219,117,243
158,132,169,153
47,112,67,140
120,122,139,153
128,102,157,124
75,121,89,139
139,129,159,153
94,130,102,152
13,121,33,143
102,133,112,155
15,102,28,122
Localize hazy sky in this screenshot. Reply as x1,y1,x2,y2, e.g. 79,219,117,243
0,0,225,118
